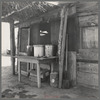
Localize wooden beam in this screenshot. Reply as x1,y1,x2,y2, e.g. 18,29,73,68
15,18,43,28
58,6,68,88
65,34,68,71
58,7,65,88
10,21,16,75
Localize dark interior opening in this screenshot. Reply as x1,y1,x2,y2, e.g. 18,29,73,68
39,22,51,44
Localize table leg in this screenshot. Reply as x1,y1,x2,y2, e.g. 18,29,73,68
51,62,54,73
27,63,30,76
30,63,33,70
18,61,21,81
37,62,41,88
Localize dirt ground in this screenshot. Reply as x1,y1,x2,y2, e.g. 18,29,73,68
1,59,99,99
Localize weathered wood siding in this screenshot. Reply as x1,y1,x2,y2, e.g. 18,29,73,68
81,27,98,49
20,28,28,52
77,49,98,89
51,20,60,45
79,14,98,49
67,14,80,52
30,23,40,45
76,3,98,88
77,49,98,61
79,15,98,27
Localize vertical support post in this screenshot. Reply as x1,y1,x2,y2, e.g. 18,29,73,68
28,28,31,45
67,52,76,87
10,21,15,75
17,28,21,54
18,60,21,81
58,6,68,88
58,6,66,88
27,28,31,74
17,28,21,73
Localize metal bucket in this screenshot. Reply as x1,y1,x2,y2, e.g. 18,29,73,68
33,45,44,57
45,45,57,57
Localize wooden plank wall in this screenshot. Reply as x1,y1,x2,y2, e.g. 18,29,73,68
20,28,28,52
67,14,80,52
51,20,60,45
30,23,40,45
77,49,98,89
76,2,98,88
77,49,98,61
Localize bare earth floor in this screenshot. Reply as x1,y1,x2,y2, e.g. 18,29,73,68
1,64,99,99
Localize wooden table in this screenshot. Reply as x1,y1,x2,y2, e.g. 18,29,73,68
17,56,58,88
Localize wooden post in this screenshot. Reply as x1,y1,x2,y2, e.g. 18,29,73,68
65,34,68,71
63,34,68,79
16,28,21,73
58,6,65,88
37,62,41,88
28,28,31,45
17,28,21,55
67,52,76,87
58,6,68,88
10,21,15,75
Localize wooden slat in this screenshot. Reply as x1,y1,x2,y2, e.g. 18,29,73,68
77,71,98,87
79,15,98,27
10,21,16,75
78,49,98,61
76,2,98,13
77,62,98,74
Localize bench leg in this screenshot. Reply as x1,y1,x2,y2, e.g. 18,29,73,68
18,61,21,81
27,63,30,76
37,62,41,88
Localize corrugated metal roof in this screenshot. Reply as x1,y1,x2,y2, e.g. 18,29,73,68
2,1,60,22
2,1,98,22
